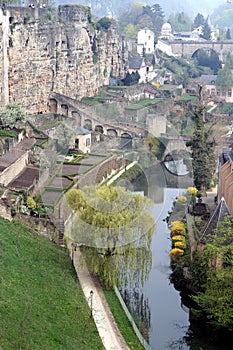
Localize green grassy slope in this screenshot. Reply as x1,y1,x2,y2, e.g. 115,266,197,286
0,218,103,350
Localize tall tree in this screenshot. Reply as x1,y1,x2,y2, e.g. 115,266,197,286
201,21,211,40
226,28,231,40
168,12,191,32
216,61,233,90
142,4,165,42
65,185,155,289
193,13,205,29
186,98,216,191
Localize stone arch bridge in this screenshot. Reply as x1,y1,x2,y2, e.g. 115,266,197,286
168,40,233,60
48,92,156,139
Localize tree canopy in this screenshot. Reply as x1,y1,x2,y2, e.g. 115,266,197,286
0,103,26,128
118,2,164,42
191,216,233,331
168,12,192,32
186,103,216,191
65,185,155,289
193,13,205,29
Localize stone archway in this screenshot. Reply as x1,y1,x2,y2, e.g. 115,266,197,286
84,119,92,130
121,132,132,148
106,128,118,137
95,125,104,134
71,111,82,126
61,104,68,117
191,48,222,73
49,98,58,113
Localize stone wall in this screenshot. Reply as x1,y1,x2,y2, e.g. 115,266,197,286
0,151,29,186
14,213,60,243
0,5,128,113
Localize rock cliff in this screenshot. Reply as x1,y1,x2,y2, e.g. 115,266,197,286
0,5,128,113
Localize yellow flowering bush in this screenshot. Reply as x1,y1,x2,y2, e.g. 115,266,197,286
170,221,186,235
177,195,187,202
174,241,186,249
169,248,184,258
27,196,37,211
187,187,198,196
171,235,186,242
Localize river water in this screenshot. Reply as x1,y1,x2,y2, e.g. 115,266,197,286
123,187,227,350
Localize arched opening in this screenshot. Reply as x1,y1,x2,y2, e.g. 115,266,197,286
61,104,68,117
95,125,104,134
71,111,82,126
49,98,58,114
191,48,222,74
84,119,92,131
106,129,118,137
121,133,132,148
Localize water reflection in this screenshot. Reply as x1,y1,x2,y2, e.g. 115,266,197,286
122,186,227,350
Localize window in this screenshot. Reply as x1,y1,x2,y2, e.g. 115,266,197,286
148,36,151,40
222,90,226,97
228,89,232,97
86,138,90,146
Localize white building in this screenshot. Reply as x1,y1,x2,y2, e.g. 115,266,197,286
137,27,154,56
156,40,174,56
160,22,173,40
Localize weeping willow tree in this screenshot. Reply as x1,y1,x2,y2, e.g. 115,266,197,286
65,185,155,289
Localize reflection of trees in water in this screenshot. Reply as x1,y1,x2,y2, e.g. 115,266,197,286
121,288,151,340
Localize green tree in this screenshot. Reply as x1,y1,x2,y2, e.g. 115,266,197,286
168,12,191,32
0,103,26,128
97,17,113,31
186,102,216,191
216,63,233,91
143,3,165,42
65,185,155,289
191,216,233,331
193,13,205,29
201,21,211,40
193,49,221,74
226,28,231,40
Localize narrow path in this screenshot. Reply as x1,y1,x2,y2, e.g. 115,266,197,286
72,247,130,350
106,161,138,186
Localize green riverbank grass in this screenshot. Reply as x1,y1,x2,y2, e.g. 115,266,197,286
0,218,103,350
104,289,145,350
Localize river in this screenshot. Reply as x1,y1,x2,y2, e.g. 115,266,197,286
123,186,228,350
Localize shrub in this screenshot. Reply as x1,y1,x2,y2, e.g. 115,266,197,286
169,248,184,258
27,196,37,211
187,186,198,196
174,241,186,249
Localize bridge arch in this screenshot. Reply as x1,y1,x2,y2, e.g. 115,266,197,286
106,128,118,137
191,47,222,73
71,111,82,126
84,118,92,130
121,132,132,139
95,125,104,134
61,104,68,117
49,98,58,114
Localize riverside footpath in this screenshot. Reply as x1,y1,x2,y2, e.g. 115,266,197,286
71,246,130,350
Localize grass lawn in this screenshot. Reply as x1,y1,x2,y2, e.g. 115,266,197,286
0,218,103,350
103,289,145,350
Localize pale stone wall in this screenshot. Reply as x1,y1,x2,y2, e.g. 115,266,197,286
147,114,166,137
0,151,29,186
0,5,128,113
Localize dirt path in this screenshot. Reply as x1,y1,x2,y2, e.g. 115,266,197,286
72,247,130,350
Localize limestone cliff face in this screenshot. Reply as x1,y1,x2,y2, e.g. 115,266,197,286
0,5,128,113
